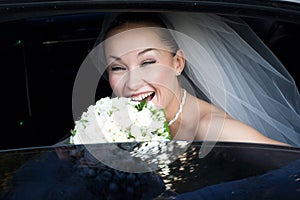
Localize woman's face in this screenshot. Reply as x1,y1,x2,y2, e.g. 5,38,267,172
104,23,184,109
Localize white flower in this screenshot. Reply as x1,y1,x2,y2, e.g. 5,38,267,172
136,108,153,127
70,97,171,144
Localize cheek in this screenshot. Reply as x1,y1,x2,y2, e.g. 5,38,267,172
108,74,124,95
143,65,176,87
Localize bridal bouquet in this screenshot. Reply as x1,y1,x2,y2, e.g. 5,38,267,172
70,97,171,144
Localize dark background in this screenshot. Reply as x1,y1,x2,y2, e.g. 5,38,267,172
1,11,299,150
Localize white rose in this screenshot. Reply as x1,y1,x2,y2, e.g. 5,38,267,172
136,108,153,127
130,124,143,140
102,119,120,142
112,105,134,129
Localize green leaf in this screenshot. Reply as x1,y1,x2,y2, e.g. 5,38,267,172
135,99,147,111
164,121,171,140
70,129,76,136
127,133,136,139
162,109,171,140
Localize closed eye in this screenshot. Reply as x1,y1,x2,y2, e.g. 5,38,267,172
141,60,156,66
110,66,126,71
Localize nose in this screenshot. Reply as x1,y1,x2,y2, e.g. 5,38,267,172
125,68,144,92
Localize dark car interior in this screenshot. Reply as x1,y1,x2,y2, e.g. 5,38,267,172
1,11,300,150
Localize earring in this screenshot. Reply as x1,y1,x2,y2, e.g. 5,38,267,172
176,71,181,76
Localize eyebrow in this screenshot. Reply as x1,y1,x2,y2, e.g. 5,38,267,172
109,55,121,61
137,48,156,56
108,48,157,61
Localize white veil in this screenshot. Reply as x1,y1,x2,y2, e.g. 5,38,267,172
92,12,300,147
160,13,300,147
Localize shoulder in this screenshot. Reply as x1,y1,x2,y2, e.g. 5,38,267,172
187,95,231,140
196,98,231,124
184,93,229,123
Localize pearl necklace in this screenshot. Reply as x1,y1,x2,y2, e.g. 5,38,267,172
168,89,187,126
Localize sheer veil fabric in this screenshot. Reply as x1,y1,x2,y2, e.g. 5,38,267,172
95,12,300,147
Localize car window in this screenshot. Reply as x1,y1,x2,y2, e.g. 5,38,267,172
1,11,300,150
1,1,300,199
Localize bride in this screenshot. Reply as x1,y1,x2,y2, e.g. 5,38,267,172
72,12,300,147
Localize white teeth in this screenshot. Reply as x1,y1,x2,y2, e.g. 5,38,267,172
131,92,154,101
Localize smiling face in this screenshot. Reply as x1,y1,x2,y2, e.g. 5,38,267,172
104,22,185,114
